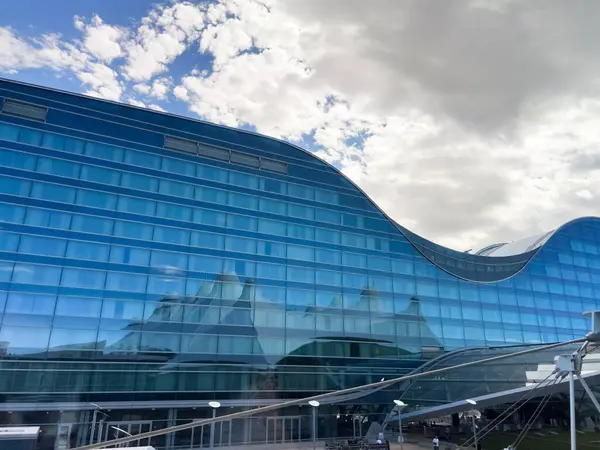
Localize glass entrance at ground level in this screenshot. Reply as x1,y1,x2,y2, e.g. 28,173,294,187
55,423,73,450
100,421,152,447
266,416,301,444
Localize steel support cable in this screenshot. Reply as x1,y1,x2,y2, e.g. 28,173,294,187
462,344,600,449
511,344,600,449
503,379,556,449
71,337,585,450
458,375,554,446
512,379,559,449
458,372,558,449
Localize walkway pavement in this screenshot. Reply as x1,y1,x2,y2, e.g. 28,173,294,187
215,440,432,450
390,442,429,449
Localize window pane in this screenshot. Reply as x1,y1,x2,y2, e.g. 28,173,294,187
106,272,148,293
81,165,121,185
121,172,158,192
66,241,110,261
159,179,194,198
124,149,161,168
31,182,76,203
61,268,106,289
55,296,102,318
109,246,151,266
85,142,123,161
19,235,66,257
37,157,80,178
73,215,114,235
12,264,61,285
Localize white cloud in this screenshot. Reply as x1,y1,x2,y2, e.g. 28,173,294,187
75,15,125,63
0,28,88,73
150,77,171,100
123,2,206,81
128,98,147,107
4,0,600,251
149,104,166,112
133,83,151,95
167,0,600,250
78,62,123,101
0,28,40,72
133,78,171,100
0,25,121,101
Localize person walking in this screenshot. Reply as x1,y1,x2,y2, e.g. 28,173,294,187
433,435,440,450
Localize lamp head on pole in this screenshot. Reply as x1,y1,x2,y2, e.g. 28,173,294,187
466,399,477,406
393,400,406,407
208,401,221,409
308,400,320,407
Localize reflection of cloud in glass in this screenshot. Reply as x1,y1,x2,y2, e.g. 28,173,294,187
152,265,186,277
0,326,50,355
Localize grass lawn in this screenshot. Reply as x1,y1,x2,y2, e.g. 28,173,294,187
455,429,600,450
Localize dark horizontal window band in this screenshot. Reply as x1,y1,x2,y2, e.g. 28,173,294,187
0,114,378,216
165,135,288,176
0,196,414,270
1,98,48,122
0,138,388,223
163,135,198,154
0,360,420,374
0,166,390,242
0,225,417,290
0,180,413,260
0,249,397,297
0,270,586,323
0,116,361,214
0,218,408,278
0,87,344,181
6,195,597,293
0,96,360,198
0,223,415,287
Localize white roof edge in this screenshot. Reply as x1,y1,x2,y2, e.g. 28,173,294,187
473,229,555,257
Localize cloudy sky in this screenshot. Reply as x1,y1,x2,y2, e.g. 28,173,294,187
1,0,599,251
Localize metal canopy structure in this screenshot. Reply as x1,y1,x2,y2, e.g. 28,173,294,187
70,338,587,450
396,370,600,422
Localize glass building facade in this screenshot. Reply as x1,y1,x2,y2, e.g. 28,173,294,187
0,79,596,448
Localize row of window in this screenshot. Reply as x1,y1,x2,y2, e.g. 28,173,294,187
0,231,432,285
0,288,589,327
3,242,600,311
0,372,400,394
0,146,389,233
2,212,600,302
0,177,399,254
7,177,600,283
8,116,600,279
0,122,375,212
3,209,600,311
0,325,578,356
7,181,600,287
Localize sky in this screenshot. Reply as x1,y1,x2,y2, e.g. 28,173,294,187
1,0,599,251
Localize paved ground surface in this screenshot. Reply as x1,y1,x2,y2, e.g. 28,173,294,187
217,439,433,450
389,442,430,449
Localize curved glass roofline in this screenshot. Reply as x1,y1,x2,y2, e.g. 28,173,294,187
2,78,594,284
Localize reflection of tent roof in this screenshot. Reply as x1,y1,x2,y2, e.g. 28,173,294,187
3,267,441,386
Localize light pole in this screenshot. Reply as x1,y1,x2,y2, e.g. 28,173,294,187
208,401,221,449
466,399,477,449
309,400,320,450
394,400,406,449
89,403,108,445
